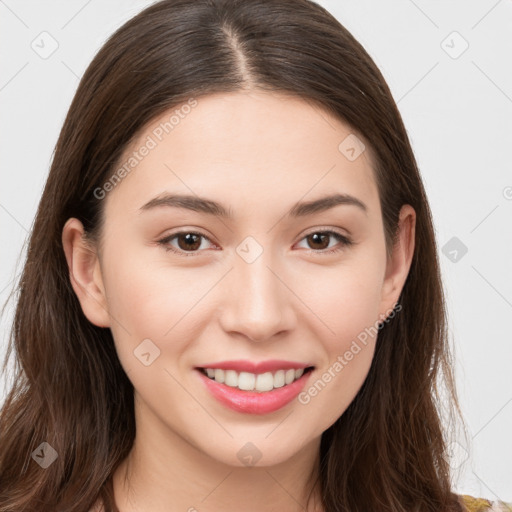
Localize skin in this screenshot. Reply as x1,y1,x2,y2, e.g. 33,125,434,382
62,90,415,512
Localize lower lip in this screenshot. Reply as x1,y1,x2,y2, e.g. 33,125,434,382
195,368,313,415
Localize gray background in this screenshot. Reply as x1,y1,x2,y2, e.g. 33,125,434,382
1,0,511,502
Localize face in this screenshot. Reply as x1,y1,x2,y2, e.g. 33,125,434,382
64,90,414,468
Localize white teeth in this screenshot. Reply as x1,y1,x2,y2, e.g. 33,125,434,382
224,370,238,387
201,367,310,392
255,372,274,392
273,369,285,388
238,372,255,391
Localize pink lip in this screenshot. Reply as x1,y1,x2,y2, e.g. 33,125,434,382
196,359,311,374
195,367,314,415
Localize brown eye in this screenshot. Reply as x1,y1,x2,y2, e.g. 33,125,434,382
176,233,202,251
306,232,330,250
296,230,353,255
158,231,214,256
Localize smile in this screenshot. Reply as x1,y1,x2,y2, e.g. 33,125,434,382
199,367,311,392
195,365,315,415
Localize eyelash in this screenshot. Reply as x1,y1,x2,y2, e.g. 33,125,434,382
157,229,354,257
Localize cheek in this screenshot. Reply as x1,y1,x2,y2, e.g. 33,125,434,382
100,249,209,365
298,273,380,429
295,258,384,351
300,342,376,434
293,259,382,423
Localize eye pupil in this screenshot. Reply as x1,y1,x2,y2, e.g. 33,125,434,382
308,232,329,250
178,233,201,251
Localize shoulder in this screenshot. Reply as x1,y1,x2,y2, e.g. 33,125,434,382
459,494,512,512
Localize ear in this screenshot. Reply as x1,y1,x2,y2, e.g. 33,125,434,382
378,204,416,320
61,218,111,328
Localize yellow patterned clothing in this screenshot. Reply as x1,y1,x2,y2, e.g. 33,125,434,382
460,494,512,511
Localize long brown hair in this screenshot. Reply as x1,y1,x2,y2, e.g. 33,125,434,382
0,0,468,510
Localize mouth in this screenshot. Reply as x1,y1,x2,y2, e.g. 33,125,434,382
194,365,315,415
196,366,315,393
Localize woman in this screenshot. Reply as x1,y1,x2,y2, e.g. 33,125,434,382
0,0,509,510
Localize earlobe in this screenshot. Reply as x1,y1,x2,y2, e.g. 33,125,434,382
61,218,111,328
379,205,416,320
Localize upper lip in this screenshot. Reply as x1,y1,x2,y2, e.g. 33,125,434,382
196,359,313,374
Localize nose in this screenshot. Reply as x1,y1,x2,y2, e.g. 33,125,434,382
218,251,296,343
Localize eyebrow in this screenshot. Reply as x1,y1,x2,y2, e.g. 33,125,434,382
139,192,368,218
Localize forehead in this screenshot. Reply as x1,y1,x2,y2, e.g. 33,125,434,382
104,90,379,220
